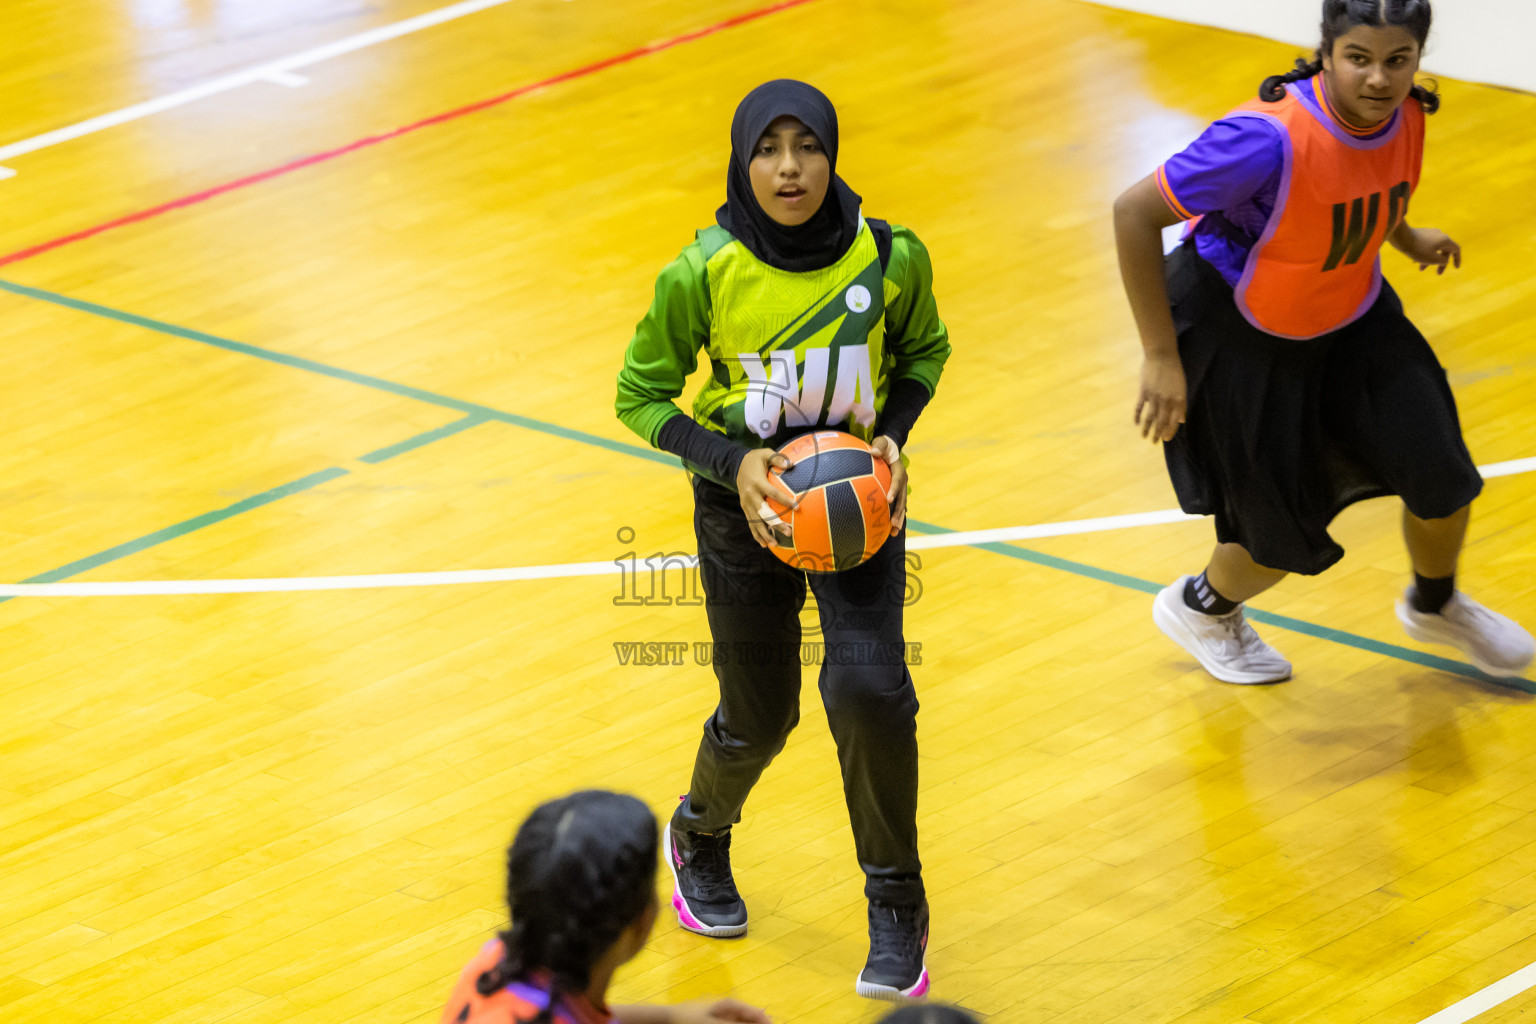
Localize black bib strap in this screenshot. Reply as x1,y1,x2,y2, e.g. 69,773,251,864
866,218,894,274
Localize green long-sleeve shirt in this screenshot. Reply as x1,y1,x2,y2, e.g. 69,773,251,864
616,222,950,479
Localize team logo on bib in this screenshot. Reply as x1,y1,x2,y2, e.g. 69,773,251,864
844,285,871,313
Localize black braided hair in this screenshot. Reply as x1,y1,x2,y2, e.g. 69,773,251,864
1260,0,1439,114
876,1005,983,1024
475,791,660,1024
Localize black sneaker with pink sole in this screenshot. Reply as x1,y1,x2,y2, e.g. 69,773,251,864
666,817,748,938
856,898,930,1001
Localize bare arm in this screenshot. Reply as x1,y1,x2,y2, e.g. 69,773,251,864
1113,174,1189,442
614,999,772,1024
613,1007,670,1024
1388,218,1462,275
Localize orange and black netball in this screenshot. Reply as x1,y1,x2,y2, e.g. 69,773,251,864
761,431,892,573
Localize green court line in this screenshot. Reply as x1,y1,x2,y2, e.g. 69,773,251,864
0,467,349,604
0,278,676,467
359,413,488,464
0,415,496,603
906,520,1531,691
6,278,1525,690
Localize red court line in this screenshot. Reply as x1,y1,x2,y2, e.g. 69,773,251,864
0,0,817,270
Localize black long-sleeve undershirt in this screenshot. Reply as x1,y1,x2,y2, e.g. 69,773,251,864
656,376,933,488
657,414,752,487
872,377,932,451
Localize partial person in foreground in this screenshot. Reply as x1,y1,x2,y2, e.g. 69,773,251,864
876,1004,980,1024
1112,0,1533,683
439,790,771,1024
616,79,951,1000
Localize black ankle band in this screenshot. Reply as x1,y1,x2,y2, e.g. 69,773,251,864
1185,571,1238,616
1412,572,1455,614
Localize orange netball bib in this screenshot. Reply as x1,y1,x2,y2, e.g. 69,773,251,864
1228,82,1424,340
440,942,612,1024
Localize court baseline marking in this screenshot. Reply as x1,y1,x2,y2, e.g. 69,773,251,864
0,0,524,175
1416,961,1536,1024
2,489,1529,591
0,512,1227,596
0,0,819,268
2,511,1524,691
6,277,1534,694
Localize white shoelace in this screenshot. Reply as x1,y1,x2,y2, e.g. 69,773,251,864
1214,612,1269,661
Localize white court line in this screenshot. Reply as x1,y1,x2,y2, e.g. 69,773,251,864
0,0,519,174
1480,456,1536,479
1,455,1530,598
0,559,625,597
898,453,1536,551
0,508,1190,597
261,71,312,89
1415,960,1536,1024
904,508,1199,549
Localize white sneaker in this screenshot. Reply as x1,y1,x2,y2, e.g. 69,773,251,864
1153,576,1293,684
1396,589,1535,679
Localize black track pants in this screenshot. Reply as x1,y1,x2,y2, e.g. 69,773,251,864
676,475,923,903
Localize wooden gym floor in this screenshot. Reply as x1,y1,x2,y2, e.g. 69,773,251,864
2,1,1534,1022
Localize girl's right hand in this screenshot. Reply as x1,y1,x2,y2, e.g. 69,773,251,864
736,448,794,548
1135,354,1187,442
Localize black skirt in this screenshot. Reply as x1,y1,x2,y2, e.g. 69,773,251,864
1163,243,1484,576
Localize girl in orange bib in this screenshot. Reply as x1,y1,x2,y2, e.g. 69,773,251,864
1113,0,1533,683
438,790,769,1024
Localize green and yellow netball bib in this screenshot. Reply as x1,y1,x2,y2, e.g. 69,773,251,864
692,221,892,453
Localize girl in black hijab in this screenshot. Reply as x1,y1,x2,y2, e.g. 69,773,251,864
716,79,865,272
617,79,952,1002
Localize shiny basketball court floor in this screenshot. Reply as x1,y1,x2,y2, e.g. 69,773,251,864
2,1,1535,1022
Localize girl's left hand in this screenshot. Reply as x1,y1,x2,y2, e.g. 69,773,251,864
668,998,772,1024
1400,227,1462,275
870,436,907,536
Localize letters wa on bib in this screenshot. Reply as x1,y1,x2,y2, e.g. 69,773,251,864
1154,77,1482,575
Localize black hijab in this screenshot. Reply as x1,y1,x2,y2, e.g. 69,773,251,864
716,79,864,273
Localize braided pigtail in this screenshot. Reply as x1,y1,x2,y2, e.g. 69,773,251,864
477,833,543,996
536,823,656,1021
1260,55,1324,102
475,921,528,996
1410,78,1440,114
486,791,661,1022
